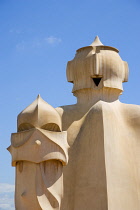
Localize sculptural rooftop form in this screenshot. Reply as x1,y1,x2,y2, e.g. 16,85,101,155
8,36,140,210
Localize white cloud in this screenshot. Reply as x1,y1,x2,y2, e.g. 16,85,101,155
16,36,62,51
0,183,15,193
9,29,22,34
44,36,62,44
0,203,13,209
0,195,15,210
0,183,15,210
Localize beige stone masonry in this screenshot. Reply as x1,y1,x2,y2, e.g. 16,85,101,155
8,36,140,210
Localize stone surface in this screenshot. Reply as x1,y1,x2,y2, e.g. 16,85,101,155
8,36,140,209
8,95,69,210
57,37,140,210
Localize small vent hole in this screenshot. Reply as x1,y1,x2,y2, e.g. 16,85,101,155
93,78,102,86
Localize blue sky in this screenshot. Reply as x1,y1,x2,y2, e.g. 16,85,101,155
0,0,140,209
